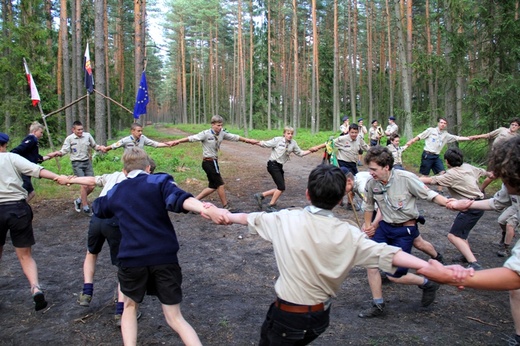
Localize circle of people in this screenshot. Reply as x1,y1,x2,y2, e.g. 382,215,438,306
1,114,520,345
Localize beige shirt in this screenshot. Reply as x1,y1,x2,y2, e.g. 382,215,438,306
387,144,408,165
359,125,368,139
369,127,380,141
0,153,43,202
365,169,439,223
417,127,463,154
188,129,240,159
334,135,368,163
430,163,486,200
59,132,99,161
247,206,399,305
385,123,398,137
260,137,304,164
110,134,160,150
487,127,518,148
95,171,127,197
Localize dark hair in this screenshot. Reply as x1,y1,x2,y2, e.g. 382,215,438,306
348,123,359,132
364,145,394,169
443,147,464,167
438,117,448,123
488,136,520,190
307,164,346,210
510,118,520,126
371,119,378,124
389,134,400,142
131,122,143,130
73,120,83,127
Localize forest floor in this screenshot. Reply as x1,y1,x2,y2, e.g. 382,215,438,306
0,127,516,345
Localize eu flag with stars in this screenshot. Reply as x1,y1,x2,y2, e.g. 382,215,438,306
133,71,149,119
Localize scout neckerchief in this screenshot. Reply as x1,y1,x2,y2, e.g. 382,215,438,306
132,135,140,147
211,129,221,152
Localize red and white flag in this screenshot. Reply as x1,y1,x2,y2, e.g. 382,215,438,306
23,58,40,107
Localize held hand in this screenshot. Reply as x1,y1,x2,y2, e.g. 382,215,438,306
417,260,474,286
446,199,473,211
54,175,74,185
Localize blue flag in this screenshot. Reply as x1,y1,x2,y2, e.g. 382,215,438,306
84,43,94,94
133,71,149,119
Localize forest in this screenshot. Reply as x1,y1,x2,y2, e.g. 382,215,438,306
1,0,519,145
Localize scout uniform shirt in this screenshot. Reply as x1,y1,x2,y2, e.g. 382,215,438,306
387,143,409,166
417,127,464,154
109,134,160,150
430,163,486,200
260,137,304,164
364,169,439,224
487,127,519,148
59,132,99,161
334,134,369,163
0,153,43,202
386,123,398,137
188,129,240,160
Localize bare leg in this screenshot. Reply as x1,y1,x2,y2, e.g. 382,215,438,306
260,189,277,199
15,247,41,293
216,185,228,206
269,189,284,206
26,191,36,203
505,223,516,246
83,251,98,283
413,235,438,258
162,303,202,346
480,176,495,193
121,296,139,346
387,272,425,285
447,233,477,263
195,187,216,200
366,268,383,300
510,289,520,337
80,185,95,208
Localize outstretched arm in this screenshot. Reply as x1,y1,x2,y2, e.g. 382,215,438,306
238,136,259,145
227,213,249,225
405,136,419,147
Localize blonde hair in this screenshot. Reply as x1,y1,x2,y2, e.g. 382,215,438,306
29,121,44,133
211,115,224,124
283,126,294,134
122,148,150,173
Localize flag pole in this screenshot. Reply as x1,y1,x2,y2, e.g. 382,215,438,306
38,102,61,171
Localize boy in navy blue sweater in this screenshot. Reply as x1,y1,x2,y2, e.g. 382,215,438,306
93,148,229,345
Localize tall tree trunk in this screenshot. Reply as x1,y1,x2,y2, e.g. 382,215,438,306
75,0,86,126
60,0,72,130
367,0,374,121
425,0,436,119
406,0,413,97
333,0,339,131
267,0,272,130
385,0,394,117
248,0,254,130
292,0,298,128
311,0,318,133
104,0,111,137
394,0,412,139
70,0,78,124
348,0,357,120
94,0,107,144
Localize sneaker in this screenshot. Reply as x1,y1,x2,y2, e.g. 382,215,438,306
223,204,231,210
253,193,264,209
358,302,385,318
420,280,439,307
33,291,48,311
74,199,81,213
467,262,483,271
432,253,445,265
115,310,142,327
497,247,512,258
83,206,92,216
78,292,92,307
451,254,468,264
266,205,278,213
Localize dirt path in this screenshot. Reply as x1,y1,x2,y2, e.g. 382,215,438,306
0,127,514,345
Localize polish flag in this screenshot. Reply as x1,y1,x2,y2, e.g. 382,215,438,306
23,58,40,107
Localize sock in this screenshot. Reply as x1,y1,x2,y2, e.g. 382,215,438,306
115,302,124,315
76,198,82,204
83,283,93,296
373,298,384,305
422,278,429,287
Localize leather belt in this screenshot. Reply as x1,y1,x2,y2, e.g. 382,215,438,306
203,157,216,161
388,219,416,227
0,199,26,206
424,151,437,155
274,298,324,313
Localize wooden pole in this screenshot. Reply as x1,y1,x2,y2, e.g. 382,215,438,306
38,102,61,171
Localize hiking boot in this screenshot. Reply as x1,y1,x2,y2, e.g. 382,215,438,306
266,205,278,213
497,244,511,258
358,303,385,318
420,280,439,307
74,198,82,213
83,206,92,216
451,254,468,264
253,193,264,209
33,291,48,311
223,204,231,210
432,253,445,265
115,310,142,327
467,262,483,271
78,292,92,307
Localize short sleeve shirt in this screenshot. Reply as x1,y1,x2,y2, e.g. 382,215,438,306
430,163,486,200
364,169,439,223
110,134,159,150
385,123,398,136
60,132,98,161
188,129,240,159
260,137,304,164
487,127,518,148
334,135,369,163
417,127,463,154
387,144,408,165
0,153,43,202
246,206,400,305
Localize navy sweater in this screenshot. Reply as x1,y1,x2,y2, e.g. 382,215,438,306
93,172,193,267
11,134,43,163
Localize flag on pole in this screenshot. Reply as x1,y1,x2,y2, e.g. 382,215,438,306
84,43,94,94
23,58,40,107
133,71,149,119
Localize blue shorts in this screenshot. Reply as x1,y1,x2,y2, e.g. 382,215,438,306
372,220,419,277
338,160,358,175
87,214,121,266
449,209,485,240
419,151,445,176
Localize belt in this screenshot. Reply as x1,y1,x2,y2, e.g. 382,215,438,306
424,151,438,155
388,219,416,227
0,199,26,206
274,298,324,313
203,157,217,161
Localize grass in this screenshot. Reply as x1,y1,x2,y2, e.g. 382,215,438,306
25,123,501,202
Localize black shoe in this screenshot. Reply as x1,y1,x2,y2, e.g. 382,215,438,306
253,193,264,209
33,292,48,311
432,253,445,265
451,254,468,264
467,262,483,271
420,280,439,307
358,302,385,318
